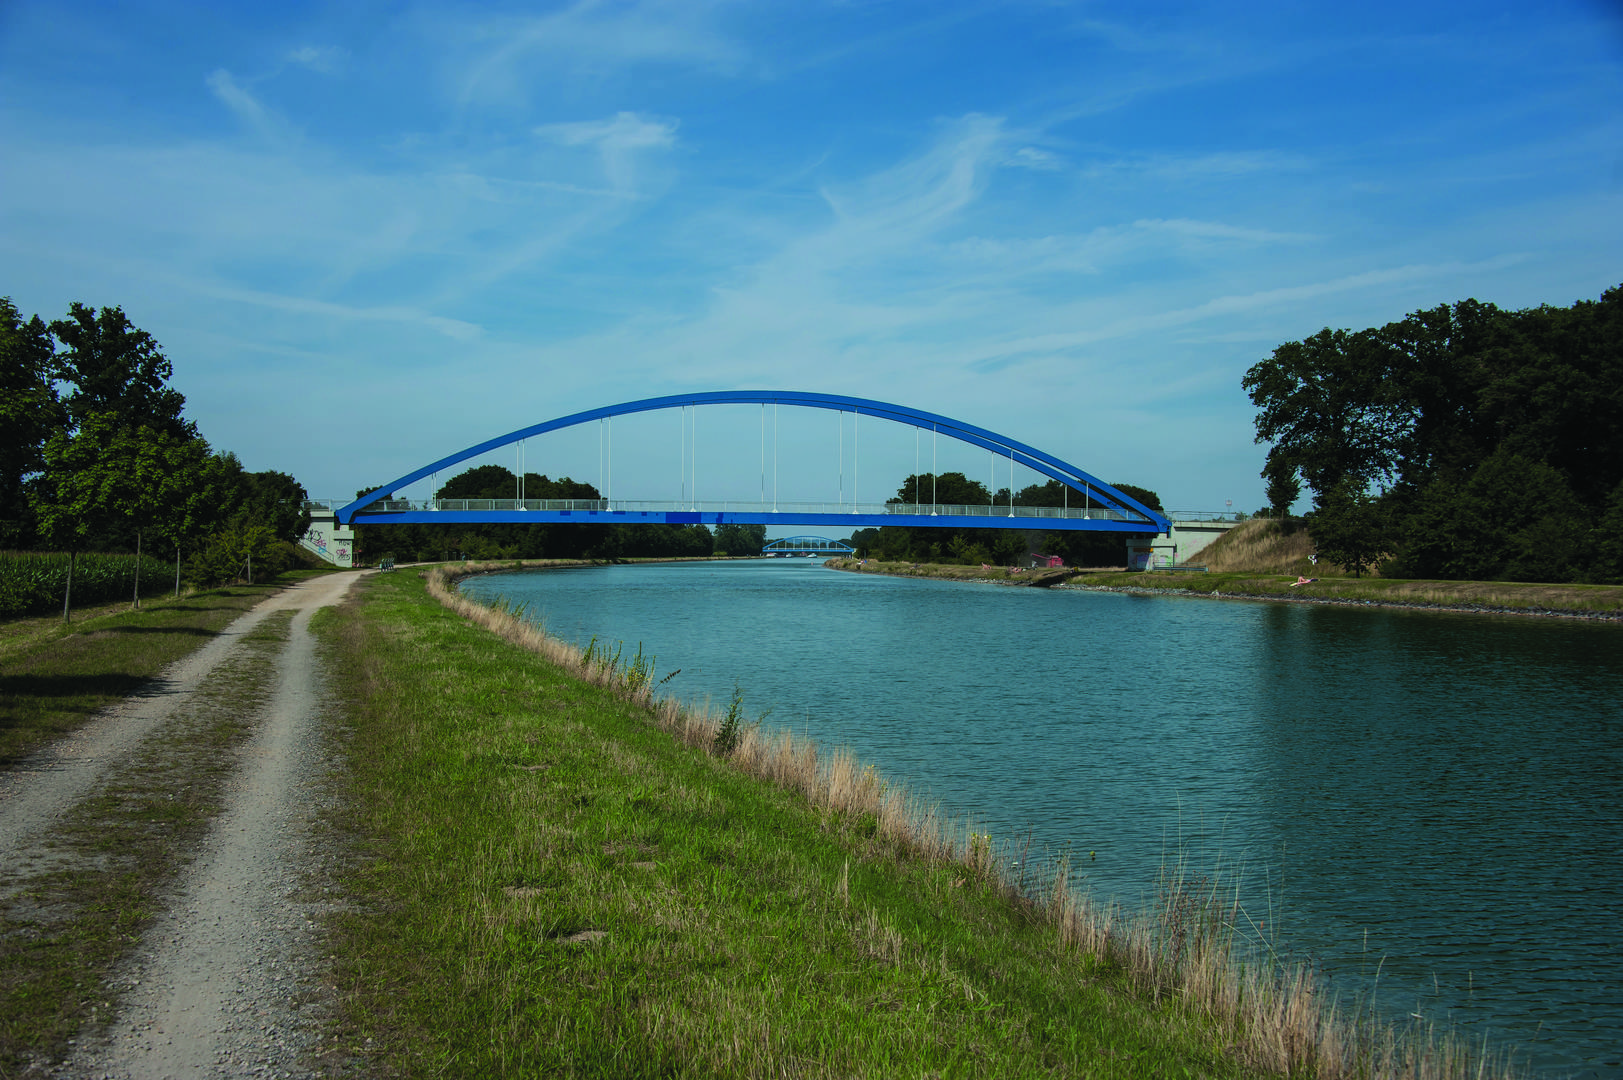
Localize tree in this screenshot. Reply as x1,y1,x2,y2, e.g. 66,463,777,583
50,303,193,439
31,413,215,613
1589,480,1623,585
1108,482,1163,514
1387,450,1586,582
713,523,766,557
592,523,713,559
438,464,519,501
1307,481,1387,577
893,472,992,507
188,523,279,587
1246,284,1623,582
1264,458,1300,518
847,527,882,556
1243,327,1413,507
208,459,310,544
0,298,60,547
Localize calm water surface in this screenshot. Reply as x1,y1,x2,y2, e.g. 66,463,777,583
462,560,1623,1078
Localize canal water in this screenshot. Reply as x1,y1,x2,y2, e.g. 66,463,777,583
460,560,1623,1078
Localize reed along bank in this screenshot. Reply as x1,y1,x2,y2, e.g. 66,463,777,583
456,558,1623,1078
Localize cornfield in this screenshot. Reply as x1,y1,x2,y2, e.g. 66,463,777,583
0,551,175,618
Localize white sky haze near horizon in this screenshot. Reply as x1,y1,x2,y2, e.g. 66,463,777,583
2,1,1620,516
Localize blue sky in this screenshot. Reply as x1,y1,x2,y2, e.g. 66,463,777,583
2,1,1619,514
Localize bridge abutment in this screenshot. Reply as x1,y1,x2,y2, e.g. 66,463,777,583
300,510,356,568
1125,518,1240,570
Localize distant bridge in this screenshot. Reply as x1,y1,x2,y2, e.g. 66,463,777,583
762,536,856,557
336,391,1172,535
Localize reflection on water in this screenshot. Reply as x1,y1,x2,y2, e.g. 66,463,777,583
463,561,1623,1078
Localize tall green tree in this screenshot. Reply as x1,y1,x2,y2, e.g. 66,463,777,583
1107,482,1163,514
32,414,211,615
0,298,60,546
207,455,310,543
1307,481,1388,577
1386,449,1586,582
50,303,193,439
893,472,992,507
1243,326,1413,505
713,523,765,556
1247,285,1623,582
1263,458,1300,519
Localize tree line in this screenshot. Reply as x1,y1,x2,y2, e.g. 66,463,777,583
354,464,766,560
843,473,1164,567
359,464,1162,568
1,298,314,612
1245,284,1623,581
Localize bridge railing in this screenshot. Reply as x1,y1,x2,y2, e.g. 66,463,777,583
883,502,1142,522
345,497,1154,523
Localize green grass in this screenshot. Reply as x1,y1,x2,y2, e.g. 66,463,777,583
1067,569,1623,614
828,558,1623,616
0,610,291,1074
315,568,1281,1079
0,581,300,768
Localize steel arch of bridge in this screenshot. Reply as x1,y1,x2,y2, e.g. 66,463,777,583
337,391,1171,534
763,536,857,556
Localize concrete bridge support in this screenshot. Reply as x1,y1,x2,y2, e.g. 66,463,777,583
300,511,356,569
1125,518,1240,570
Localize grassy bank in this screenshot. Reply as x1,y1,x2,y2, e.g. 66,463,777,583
828,556,1623,617
1066,570,1623,616
0,575,326,768
314,563,1515,1078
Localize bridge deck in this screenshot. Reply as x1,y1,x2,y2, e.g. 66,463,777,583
342,499,1162,532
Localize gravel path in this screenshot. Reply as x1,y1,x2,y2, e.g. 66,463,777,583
0,573,366,1079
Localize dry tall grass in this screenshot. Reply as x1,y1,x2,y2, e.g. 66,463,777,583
424,561,1520,1080
1199,518,1329,575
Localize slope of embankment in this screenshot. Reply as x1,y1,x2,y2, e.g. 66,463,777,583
831,520,1623,619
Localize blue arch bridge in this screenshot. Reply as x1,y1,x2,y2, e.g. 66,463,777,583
763,536,856,557
329,391,1173,539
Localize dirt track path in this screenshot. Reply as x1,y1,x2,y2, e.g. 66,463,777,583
0,572,366,1079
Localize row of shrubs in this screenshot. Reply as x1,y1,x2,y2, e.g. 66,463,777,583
0,551,174,618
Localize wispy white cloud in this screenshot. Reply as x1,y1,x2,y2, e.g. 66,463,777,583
286,45,347,74
195,280,484,340
819,115,1004,246
942,218,1318,279
1004,146,1063,171
1082,149,1314,183
950,255,1533,369
205,69,280,140
453,0,747,107
534,111,678,194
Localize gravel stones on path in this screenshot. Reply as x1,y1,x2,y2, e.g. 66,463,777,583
0,573,367,1079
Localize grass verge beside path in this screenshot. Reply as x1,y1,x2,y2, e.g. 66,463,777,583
827,558,1623,617
316,565,1518,1079
0,574,324,768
